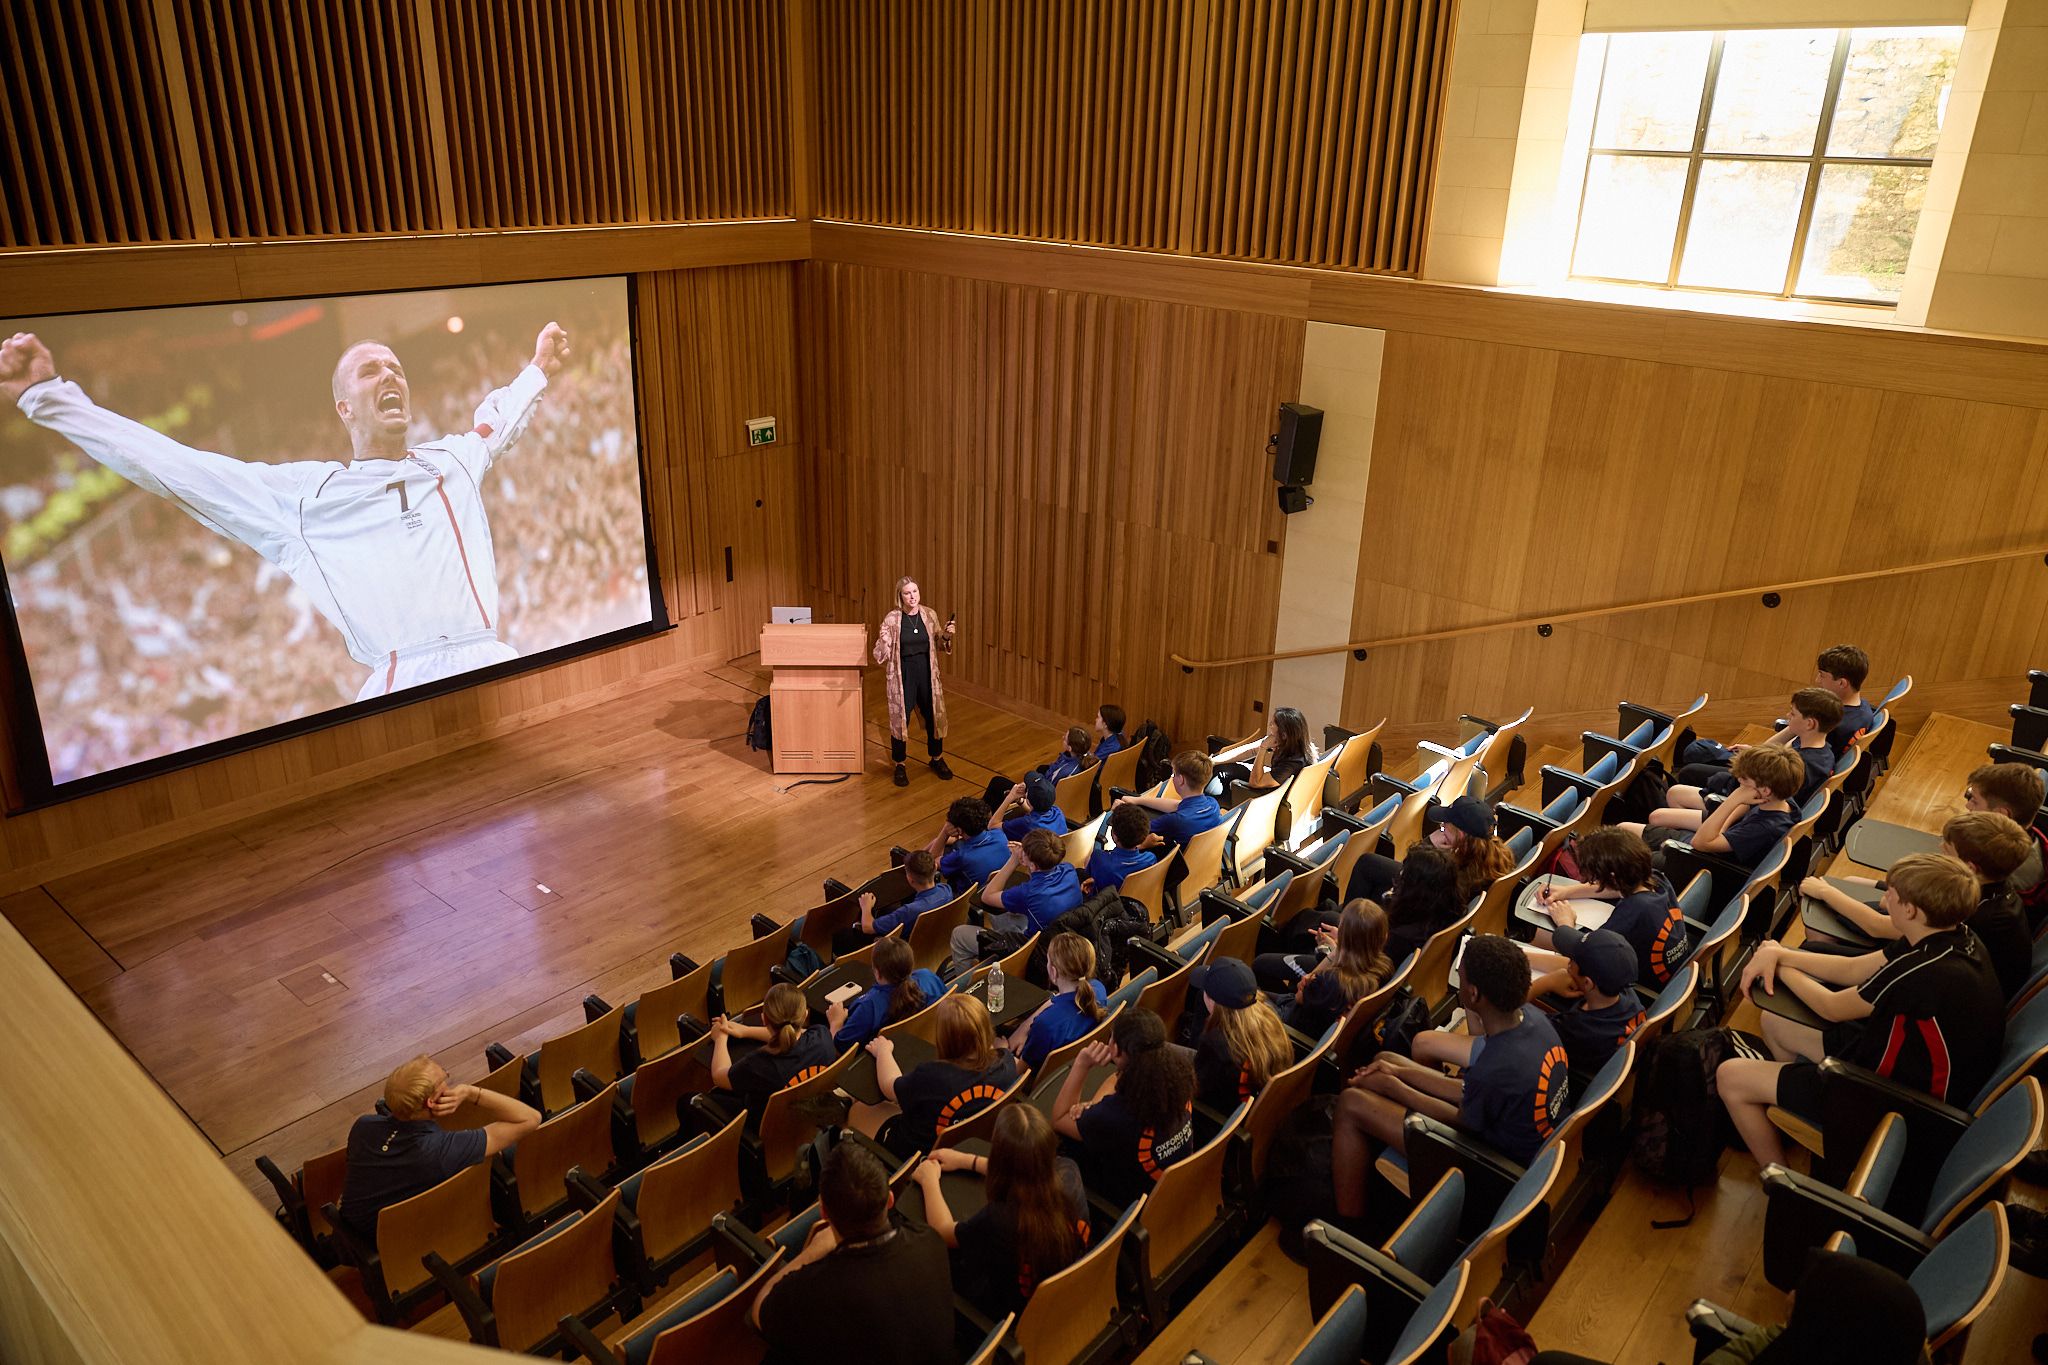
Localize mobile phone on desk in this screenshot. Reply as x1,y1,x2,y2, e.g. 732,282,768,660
826,981,865,1006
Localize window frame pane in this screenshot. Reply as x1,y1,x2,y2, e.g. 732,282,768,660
1567,24,1954,306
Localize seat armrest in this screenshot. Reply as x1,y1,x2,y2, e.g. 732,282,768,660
581,993,613,1024
320,1201,380,1288
1817,1059,1973,1189
1494,802,1561,845
712,1210,780,1269
1416,740,1461,763
1126,936,1183,979
1263,846,1315,881
1402,1115,1522,1242
1318,807,1369,837
1371,773,1419,801
1660,842,1748,912
557,1312,617,1364
676,1012,710,1044
1198,887,1254,928
1284,1024,1322,1058
1579,731,1646,772
1685,1299,1757,1356
1459,713,1504,735
571,1066,608,1106
424,1250,496,1347
484,1041,516,1072
1223,779,1258,810
1302,1219,1431,1326
1538,764,1602,806
669,952,701,978
1759,1164,1934,1288
564,1165,611,1215
1619,700,1676,732
1193,1100,1234,1132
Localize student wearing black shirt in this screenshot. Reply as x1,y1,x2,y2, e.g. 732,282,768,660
1295,845,1463,969
1801,811,2034,999
1717,853,2005,1171
752,1140,954,1365
1332,936,1570,1221
338,1053,540,1238
1347,797,1516,907
1621,745,1802,869
1264,899,1395,1037
1214,706,1316,792
1187,957,1293,1112
872,576,956,788
1052,1007,1196,1208
1525,827,1689,990
1964,761,2047,911
1540,927,1647,1075
709,983,841,1124
1813,643,1876,755
912,1104,1089,1317
1664,688,1841,821
870,993,1020,1159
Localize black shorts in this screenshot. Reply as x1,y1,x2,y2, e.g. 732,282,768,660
1775,1060,1823,1119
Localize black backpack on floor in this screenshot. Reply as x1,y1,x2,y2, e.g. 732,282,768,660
1628,1026,1764,1226
746,696,773,752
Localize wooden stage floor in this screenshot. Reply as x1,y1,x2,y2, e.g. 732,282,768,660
1,661,1068,1196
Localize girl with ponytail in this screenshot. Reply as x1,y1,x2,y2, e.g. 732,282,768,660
708,982,837,1123
914,1104,1090,1314
830,936,945,1046
1008,932,1109,1072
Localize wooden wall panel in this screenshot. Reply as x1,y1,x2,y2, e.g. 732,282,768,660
797,259,1301,744
0,261,803,891
1337,331,2048,729
172,0,440,238
811,0,1454,275
636,0,793,221
0,0,192,248
429,0,638,229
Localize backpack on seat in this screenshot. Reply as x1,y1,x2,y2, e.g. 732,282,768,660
1628,1026,1764,1226
1131,721,1174,790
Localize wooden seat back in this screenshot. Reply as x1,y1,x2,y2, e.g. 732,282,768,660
633,961,713,1062
1227,786,1288,885
374,1160,499,1299
1408,909,1479,1013
971,932,1041,985
489,1186,622,1352
1327,719,1387,810
758,1046,862,1186
1097,741,1144,801
1134,954,1199,1022
880,989,949,1045
1210,910,1263,967
1141,1102,1248,1279
1469,845,1542,940
1386,788,1435,858
513,1086,618,1218
1641,695,1708,773
1053,761,1101,825
444,1053,525,1131
720,923,792,1014
1265,838,1344,935
1177,818,1236,903
905,887,974,975
1014,1196,1144,1365
1323,958,1417,1074
1576,756,1638,832
1034,1004,1124,1088
301,1145,348,1242
1116,855,1173,927
634,1112,746,1263
1063,812,1107,869
1279,749,1342,848
537,1005,626,1114
628,1044,713,1150
644,1249,785,1365
1248,1027,1336,1185
934,1065,1035,1150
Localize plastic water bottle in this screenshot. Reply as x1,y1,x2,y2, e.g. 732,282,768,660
987,962,1005,1014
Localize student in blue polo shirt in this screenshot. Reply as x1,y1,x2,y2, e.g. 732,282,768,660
829,937,945,1046
1539,927,1647,1075
929,797,1010,895
338,1054,540,1239
1331,935,1569,1223
980,726,1095,810
949,829,1085,974
1093,704,1128,759
1117,751,1225,853
991,771,1069,841
833,851,956,956
1008,932,1110,1071
1084,804,1158,894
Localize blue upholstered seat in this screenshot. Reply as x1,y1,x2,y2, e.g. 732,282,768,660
477,1207,586,1304
617,1267,740,1365
1289,1285,1368,1365
1106,968,1158,1013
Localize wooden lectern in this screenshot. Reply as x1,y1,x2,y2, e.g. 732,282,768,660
758,622,867,775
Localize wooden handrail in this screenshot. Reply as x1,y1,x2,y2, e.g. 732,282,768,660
1173,543,2048,671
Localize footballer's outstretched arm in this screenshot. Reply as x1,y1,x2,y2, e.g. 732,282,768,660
456,322,570,479
1,331,302,558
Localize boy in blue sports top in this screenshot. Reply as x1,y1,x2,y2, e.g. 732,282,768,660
1084,803,1158,894
928,797,1010,896
991,771,1069,841
949,829,1085,974
980,726,1093,809
1540,927,1646,1075
834,851,955,956
1117,751,1225,853
1331,934,1569,1223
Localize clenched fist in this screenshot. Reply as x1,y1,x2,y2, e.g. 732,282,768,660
532,321,570,377
0,332,56,406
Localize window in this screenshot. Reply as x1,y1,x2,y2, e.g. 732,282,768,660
1569,28,1960,305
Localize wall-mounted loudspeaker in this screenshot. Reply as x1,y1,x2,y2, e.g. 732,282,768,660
1271,402,1323,486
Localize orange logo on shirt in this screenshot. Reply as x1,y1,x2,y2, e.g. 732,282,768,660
1531,1044,1570,1137
936,1082,1007,1131
1649,905,1686,982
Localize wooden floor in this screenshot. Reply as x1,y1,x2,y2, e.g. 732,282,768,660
5,668,2043,1362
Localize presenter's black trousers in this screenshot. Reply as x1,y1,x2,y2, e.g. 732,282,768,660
893,655,943,762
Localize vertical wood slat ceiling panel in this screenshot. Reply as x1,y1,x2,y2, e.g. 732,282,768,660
634,0,792,222
170,0,437,239
811,0,1452,274
1,0,189,248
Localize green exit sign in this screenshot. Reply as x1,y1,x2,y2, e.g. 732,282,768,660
746,417,777,446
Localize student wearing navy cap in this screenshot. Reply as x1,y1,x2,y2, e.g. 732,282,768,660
1346,795,1514,906
1084,803,1158,894
991,771,1070,841
948,829,1085,974
1116,751,1225,853
1187,957,1293,1112
1541,927,1646,1075
1331,935,1569,1224
927,797,1010,896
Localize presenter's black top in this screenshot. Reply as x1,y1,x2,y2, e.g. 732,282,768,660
900,610,930,660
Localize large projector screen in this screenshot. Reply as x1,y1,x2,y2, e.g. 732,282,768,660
0,276,663,797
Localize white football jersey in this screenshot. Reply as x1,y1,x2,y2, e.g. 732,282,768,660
18,365,548,693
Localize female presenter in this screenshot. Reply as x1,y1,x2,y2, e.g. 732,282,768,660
874,576,955,786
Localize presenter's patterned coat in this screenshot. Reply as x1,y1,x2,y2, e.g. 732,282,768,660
873,605,949,743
